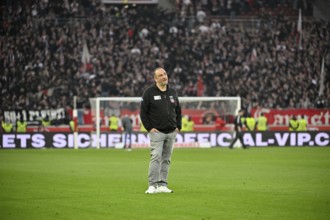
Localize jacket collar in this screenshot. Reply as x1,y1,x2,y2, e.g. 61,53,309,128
153,83,168,92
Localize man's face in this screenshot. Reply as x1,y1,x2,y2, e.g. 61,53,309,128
155,69,168,86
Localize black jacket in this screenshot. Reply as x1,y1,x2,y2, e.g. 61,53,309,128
140,84,182,133
234,115,243,132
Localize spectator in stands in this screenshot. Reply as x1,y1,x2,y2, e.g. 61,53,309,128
297,114,308,131
187,116,195,131
16,117,27,133
315,95,326,108
181,115,189,132
289,115,299,131
109,114,120,132
69,118,75,133
41,115,51,132
245,113,256,131
256,112,268,131
2,118,13,133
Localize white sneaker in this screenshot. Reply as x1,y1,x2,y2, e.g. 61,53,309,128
157,186,173,193
145,186,158,194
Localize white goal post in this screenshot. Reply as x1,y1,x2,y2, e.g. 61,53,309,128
89,96,241,149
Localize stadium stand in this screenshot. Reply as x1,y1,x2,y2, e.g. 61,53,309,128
0,0,329,125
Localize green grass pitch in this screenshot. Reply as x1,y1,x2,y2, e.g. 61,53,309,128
1,147,330,220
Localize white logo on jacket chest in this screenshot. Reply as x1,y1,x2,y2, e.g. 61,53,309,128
154,95,161,100
169,95,175,103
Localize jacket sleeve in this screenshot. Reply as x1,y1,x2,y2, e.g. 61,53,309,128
140,91,151,132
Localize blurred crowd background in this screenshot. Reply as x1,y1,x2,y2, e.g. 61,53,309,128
1,0,329,120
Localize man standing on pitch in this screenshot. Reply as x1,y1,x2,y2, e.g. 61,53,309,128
140,67,182,194
121,115,133,150
229,109,247,149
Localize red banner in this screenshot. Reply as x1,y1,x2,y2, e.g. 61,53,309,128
251,108,330,126
120,108,234,126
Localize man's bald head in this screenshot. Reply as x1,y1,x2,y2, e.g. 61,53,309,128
154,67,168,89
154,67,166,78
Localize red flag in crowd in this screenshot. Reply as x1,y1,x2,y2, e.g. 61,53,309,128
251,48,257,62
81,41,92,72
319,56,325,96
81,41,90,64
296,8,302,48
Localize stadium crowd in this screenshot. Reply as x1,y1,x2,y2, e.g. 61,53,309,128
0,0,329,121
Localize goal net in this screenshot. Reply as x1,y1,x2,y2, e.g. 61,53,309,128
89,97,241,149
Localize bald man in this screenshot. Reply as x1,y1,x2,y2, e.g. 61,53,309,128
140,67,182,194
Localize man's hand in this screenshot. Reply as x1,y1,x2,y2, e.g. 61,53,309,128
150,128,159,132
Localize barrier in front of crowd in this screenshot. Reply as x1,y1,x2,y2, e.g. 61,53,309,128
1,131,329,149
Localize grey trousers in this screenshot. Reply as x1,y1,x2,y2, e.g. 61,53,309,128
148,131,177,187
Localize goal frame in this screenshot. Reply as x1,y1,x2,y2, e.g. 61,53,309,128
89,96,241,149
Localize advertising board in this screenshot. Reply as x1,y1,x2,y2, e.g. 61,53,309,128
1,131,329,149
